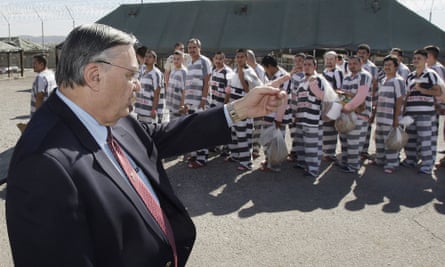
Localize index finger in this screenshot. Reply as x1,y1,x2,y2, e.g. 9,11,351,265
266,74,290,88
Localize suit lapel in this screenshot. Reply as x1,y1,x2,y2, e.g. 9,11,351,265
47,93,167,243
93,148,167,242
112,126,161,186
111,123,188,218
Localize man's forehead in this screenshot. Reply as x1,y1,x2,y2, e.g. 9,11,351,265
114,46,138,66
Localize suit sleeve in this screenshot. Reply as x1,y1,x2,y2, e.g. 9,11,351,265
6,153,95,267
142,106,232,158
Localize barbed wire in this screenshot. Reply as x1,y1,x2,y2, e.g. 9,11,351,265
2,0,445,22
0,0,140,22
1,0,445,34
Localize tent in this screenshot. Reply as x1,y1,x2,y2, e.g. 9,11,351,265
0,41,21,53
96,0,445,56
0,37,47,54
0,37,49,69
0,40,24,77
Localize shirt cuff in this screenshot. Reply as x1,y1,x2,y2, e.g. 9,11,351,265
223,104,233,127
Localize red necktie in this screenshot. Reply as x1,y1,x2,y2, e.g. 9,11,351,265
106,127,178,267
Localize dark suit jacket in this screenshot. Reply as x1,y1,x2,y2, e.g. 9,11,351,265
6,92,231,267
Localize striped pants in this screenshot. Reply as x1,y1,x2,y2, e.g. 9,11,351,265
361,123,373,155
322,120,338,158
289,122,297,154
339,118,367,171
294,123,323,176
252,117,264,154
404,114,437,173
375,124,400,169
229,118,254,168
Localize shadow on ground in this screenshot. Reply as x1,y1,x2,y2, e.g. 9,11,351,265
10,115,29,120
166,155,445,217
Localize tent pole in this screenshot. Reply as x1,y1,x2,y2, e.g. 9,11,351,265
20,50,24,77
7,52,11,78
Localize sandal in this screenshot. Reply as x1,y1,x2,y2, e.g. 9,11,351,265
368,159,377,166
237,165,251,171
384,168,394,174
435,159,445,168
260,165,272,172
188,160,205,169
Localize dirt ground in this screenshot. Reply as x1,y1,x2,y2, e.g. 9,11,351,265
1,72,445,266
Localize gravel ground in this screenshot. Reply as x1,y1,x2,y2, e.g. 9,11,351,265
1,72,445,266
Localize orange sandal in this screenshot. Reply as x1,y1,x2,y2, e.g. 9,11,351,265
384,168,394,174
188,160,205,168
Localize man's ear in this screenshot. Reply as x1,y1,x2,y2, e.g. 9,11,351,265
84,63,101,89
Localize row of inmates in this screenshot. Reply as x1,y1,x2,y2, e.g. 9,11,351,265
131,39,445,177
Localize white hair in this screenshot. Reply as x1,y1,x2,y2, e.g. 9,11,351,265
324,51,337,59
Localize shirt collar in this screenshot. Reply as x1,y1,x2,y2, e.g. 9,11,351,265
55,90,108,147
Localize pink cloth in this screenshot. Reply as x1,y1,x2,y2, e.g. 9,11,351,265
344,85,368,111
308,79,325,100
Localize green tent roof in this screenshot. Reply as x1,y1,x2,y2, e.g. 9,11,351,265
0,40,22,53
96,0,445,55
0,37,47,53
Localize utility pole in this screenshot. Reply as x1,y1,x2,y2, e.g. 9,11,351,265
429,0,435,22
34,9,44,48
65,6,75,29
0,11,11,41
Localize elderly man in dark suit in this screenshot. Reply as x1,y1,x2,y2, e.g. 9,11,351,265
5,23,288,267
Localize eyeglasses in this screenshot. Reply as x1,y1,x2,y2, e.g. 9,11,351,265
95,60,139,82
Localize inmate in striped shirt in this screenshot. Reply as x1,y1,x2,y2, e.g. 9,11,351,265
264,67,291,123
292,74,330,126
30,69,57,117
289,72,305,114
405,68,440,115
342,70,373,118
429,62,445,80
134,67,165,117
185,55,212,109
375,76,406,125
228,66,261,101
166,67,187,114
397,63,411,80
210,65,233,107
362,60,379,81
322,67,343,89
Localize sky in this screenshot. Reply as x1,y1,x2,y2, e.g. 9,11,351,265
0,0,445,37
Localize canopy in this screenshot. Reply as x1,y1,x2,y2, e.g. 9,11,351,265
96,0,445,56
